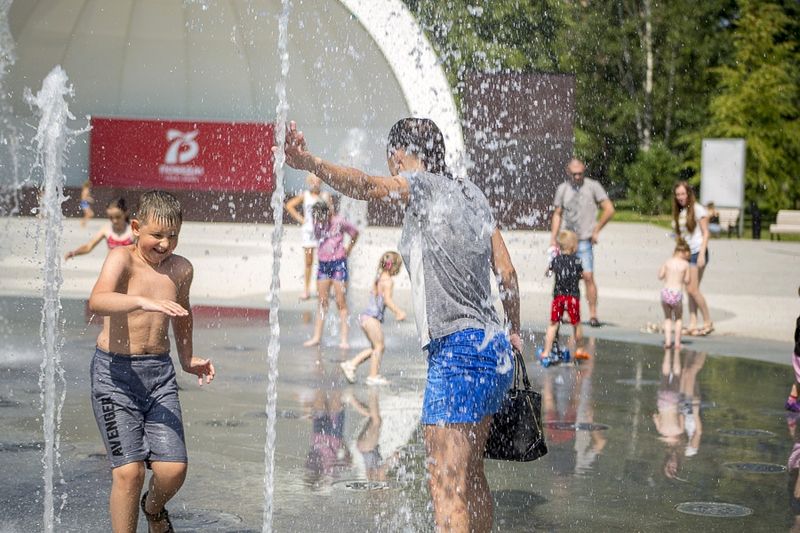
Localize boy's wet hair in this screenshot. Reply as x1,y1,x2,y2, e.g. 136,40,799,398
387,118,447,174
674,239,690,255
557,230,578,254
135,190,182,227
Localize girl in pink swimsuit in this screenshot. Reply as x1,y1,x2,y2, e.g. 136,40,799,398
657,240,691,349
65,197,134,260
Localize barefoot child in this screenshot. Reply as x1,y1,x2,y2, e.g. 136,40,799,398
88,190,215,533
541,230,585,360
340,251,406,385
65,197,134,260
285,173,323,300
304,201,359,348
658,240,691,348
785,286,800,412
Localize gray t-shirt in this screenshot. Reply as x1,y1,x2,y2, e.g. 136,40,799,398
553,177,609,240
398,170,502,349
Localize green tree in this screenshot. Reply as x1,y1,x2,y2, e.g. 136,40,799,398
698,0,800,212
624,142,680,215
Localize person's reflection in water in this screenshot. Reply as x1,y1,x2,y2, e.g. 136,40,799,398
785,411,800,531
347,388,401,482
679,350,705,457
302,351,352,490
541,337,605,476
653,347,706,479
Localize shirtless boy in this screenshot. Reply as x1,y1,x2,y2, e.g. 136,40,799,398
88,190,215,533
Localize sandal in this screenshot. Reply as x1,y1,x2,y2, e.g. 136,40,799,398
589,317,602,328
697,324,714,336
141,491,175,533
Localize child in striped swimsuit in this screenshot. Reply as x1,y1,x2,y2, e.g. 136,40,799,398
340,251,406,385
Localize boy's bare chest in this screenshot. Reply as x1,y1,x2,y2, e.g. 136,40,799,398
126,264,179,298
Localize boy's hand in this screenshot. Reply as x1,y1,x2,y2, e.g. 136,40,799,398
182,357,216,386
140,298,189,317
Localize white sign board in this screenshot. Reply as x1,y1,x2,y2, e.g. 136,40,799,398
701,138,746,209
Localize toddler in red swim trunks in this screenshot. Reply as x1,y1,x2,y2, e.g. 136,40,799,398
541,230,585,359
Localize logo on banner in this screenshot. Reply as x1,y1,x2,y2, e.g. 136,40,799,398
159,128,204,183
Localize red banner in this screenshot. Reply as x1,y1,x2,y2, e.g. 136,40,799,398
89,117,274,192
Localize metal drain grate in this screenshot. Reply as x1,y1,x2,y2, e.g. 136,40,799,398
675,502,752,517
724,462,786,474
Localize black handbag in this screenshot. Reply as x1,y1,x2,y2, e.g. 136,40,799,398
485,348,548,461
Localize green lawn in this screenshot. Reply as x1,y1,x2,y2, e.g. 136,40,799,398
612,208,800,242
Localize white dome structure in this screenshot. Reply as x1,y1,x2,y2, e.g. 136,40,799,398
3,0,462,191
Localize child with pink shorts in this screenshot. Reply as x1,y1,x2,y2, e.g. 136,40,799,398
304,201,359,348
658,240,691,348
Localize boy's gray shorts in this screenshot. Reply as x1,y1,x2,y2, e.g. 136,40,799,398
90,347,187,468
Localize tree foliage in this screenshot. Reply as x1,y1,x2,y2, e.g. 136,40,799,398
404,0,798,214
699,0,800,212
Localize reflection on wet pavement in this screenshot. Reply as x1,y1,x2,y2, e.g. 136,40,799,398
0,296,794,531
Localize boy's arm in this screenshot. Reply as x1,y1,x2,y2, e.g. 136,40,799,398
285,194,304,224
171,263,215,386
380,278,406,321
88,249,188,316
490,228,522,352
279,121,409,203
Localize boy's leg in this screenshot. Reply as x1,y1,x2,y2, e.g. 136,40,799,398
109,462,146,533
542,322,558,357
305,279,331,346
142,461,187,532
332,280,349,348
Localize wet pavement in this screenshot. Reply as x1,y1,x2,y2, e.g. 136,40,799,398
0,295,796,532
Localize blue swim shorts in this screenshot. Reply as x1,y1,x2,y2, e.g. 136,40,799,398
317,258,348,282
421,328,514,425
577,239,594,273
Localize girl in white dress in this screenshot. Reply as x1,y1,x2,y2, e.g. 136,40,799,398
286,173,323,299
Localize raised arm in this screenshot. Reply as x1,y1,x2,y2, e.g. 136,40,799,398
284,194,305,224
89,249,188,317
65,229,106,260
278,121,409,203
490,228,522,352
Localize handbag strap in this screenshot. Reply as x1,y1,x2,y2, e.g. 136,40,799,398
513,347,532,390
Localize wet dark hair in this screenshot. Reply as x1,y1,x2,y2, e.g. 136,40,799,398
106,197,129,222
311,201,330,222
135,190,182,226
387,118,448,175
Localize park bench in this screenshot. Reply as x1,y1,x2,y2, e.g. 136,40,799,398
770,210,800,240
714,207,740,238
